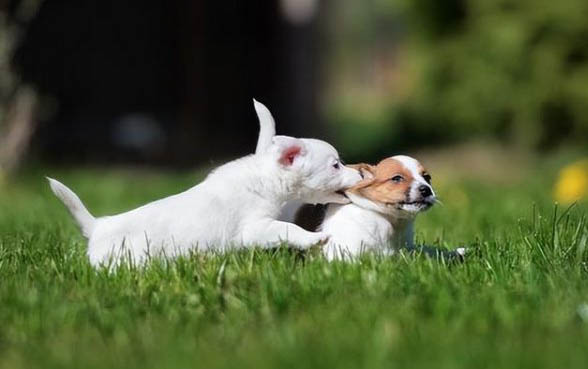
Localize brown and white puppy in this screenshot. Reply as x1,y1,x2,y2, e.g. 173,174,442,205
318,155,437,260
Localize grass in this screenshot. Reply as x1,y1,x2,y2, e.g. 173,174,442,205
0,155,586,369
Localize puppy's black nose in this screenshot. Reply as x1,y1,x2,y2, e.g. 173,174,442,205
419,185,432,197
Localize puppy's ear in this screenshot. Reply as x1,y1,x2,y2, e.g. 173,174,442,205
272,136,305,166
280,146,302,166
348,163,377,191
349,163,375,180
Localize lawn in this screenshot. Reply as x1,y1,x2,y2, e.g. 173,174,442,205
0,150,586,369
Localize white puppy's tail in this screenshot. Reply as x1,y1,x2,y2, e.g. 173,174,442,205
47,177,96,238
253,98,276,154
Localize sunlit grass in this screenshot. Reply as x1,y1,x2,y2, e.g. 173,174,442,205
0,159,586,369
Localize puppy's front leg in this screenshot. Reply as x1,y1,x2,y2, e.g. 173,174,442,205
243,220,329,250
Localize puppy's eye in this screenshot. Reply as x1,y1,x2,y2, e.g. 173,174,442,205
391,175,404,183
333,162,340,170
423,173,432,183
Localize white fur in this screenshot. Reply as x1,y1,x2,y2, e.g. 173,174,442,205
254,99,276,155
252,99,356,221
49,100,361,266
321,155,435,261
47,178,95,238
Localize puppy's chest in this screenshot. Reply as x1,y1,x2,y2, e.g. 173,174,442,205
356,213,393,246
323,205,393,248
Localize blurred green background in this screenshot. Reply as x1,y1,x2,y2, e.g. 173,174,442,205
0,0,587,172
325,0,588,161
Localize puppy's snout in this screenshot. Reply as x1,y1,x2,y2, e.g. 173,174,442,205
419,185,432,198
344,166,363,186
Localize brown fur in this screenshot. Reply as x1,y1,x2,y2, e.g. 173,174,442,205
294,159,430,229
348,158,424,206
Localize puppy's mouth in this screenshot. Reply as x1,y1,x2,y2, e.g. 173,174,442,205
393,198,435,212
332,189,351,204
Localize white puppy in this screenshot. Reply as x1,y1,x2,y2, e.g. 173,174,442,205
48,99,361,266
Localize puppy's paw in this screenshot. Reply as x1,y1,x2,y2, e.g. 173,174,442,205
455,247,467,256
315,232,330,246
297,232,329,250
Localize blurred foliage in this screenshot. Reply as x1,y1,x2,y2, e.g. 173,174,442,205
327,0,588,160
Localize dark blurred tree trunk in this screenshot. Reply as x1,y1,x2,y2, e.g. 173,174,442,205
0,0,43,173
0,86,38,172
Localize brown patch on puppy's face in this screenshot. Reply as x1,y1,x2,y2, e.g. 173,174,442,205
349,158,413,205
346,156,435,216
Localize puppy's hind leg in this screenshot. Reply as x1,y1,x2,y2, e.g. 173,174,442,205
242,220,329,250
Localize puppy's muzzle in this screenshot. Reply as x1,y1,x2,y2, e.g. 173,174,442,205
418,185,432,198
